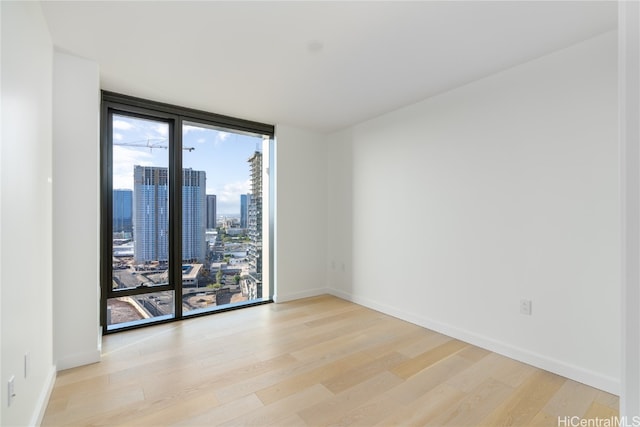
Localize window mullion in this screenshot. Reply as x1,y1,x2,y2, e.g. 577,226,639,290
170,117,183,319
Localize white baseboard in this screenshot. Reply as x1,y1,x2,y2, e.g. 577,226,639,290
56,349,101,371
30,365,56,427
327,287,620,395
273,287,328,303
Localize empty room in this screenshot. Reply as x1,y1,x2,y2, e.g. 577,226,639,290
2,1,639,426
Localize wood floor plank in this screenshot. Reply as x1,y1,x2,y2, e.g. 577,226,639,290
446,351,532,393
372,383,466,427
394,329,452,358
542,378,599,418
220,384,333,427
255,350,373,405
359,327,432,359
457,345,492,363
478,370,566,426
529,410,563,426
172,393,264,426
45,373,110,400
391,338,468,379
214,327,415,404
198,353,298,390
595,389,620,411
297,371,403,426
321,350,408,394
268,413,308,427
44,385,145,426
583,400,619,420
426,378,515,426
41,295,619,427
302,304,369,328
255,313,385,361
92,388,220,427
288,318,386,362
366,354,475,409
490,356,538,389
213,352,331,404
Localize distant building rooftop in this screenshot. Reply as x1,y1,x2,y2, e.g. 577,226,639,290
182,263,202,287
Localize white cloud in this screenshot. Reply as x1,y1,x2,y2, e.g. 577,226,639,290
113,120,134,130
183,126,232,147
154,124,168,138
217,180,250,203
213,131,232,147
114,133,124,141
112,146,154,190
183,124,202,134
207,180,250,214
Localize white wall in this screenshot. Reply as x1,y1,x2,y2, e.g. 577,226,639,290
327,31,620,393
274,125,327,302
327,129,353,292
52,51,101,371
620,0,640,419
0,2,55,425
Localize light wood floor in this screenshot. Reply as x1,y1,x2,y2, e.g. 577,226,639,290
42,295,618,426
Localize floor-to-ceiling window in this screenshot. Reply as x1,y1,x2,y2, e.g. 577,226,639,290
101,92,274,332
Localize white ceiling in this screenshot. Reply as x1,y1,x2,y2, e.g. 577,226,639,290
41,1,617,133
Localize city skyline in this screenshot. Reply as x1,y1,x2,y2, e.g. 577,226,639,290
113,188,249,229
112,114,265,214
133,166,206,263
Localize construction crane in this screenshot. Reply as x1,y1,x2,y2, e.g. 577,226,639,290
113,138,195,152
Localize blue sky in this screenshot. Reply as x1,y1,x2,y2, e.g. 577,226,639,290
112,114,263,215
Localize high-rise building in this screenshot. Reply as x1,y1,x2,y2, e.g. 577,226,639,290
182,169,207,263
113,189,133,233
206,194,217,229
247,151,262,299
133,166,206,264
240,194,249,229
133,166,169,263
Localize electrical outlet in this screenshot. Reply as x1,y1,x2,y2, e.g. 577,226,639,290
8,376,15,407
520,299,532,316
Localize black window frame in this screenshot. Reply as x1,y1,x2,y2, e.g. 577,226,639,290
100,91,275,333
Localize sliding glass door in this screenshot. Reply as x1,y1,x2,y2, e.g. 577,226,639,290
101,93,274,332
181,121,271,316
